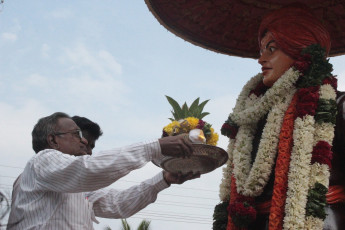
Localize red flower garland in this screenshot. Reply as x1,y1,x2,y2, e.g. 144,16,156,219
228,196,256,228
296,86,320,118
221,123,238,139
322,76,337,90
311,141,333,168
227,175,242,230
293,54,311,75
249,81,269,97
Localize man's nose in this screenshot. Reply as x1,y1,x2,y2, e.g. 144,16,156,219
81,137,88,145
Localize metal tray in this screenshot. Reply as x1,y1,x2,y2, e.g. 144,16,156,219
153,143,228,174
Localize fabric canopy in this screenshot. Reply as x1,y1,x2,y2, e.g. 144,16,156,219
145,0,345,58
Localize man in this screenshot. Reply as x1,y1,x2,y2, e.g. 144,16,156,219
8,112,199,229
71,116,103,156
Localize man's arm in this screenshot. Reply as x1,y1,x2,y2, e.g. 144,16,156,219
33,135,194,193
86,172,169,218
33,140,162,193
86,171,200,219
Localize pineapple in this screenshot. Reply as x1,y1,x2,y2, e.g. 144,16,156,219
163,95,217,145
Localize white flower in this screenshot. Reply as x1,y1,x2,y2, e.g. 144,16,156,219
314,122,335,145
319,84,336,100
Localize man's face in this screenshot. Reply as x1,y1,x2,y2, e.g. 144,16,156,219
82,131,96,156
258,31,295,87
53,118,88,156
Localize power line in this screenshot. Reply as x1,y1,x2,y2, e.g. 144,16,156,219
130,215,212,225
160,192,218,201
0,176,18,179
0,165,219,192
0,174,219,196
0,165,24,169
171,184,218,193
137,212,212,222
157,199,214,207
139,209,211,218
133,215,211,225
153,201,213,210
138,210,211,220
117,179,218,193
3,198,215,210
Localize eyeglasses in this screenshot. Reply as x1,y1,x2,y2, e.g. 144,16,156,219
54,129,83,140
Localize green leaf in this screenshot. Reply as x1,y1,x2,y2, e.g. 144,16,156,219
194,107,201,118
166,95,183,120
189,97,200,114
137,220,151,230
199,112,210,119
182,102,189,118
198,99,210,114
120,219,131,230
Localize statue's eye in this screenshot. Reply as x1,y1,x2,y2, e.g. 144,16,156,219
268,46,276,53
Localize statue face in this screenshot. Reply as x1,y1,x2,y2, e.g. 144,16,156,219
258,32,295,87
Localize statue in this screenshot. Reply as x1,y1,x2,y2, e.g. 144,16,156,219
144,1,345,229
215,5,345,230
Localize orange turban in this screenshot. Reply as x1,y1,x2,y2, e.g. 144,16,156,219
258,5,331,59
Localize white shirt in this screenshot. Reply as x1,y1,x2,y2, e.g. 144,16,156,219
7,140,169,230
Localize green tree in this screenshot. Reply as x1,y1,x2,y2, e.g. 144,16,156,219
120,219,131,230
103,219,151,230
137,219,151,230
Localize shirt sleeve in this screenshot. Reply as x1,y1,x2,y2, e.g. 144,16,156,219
86,171,169,219
33,140,163,193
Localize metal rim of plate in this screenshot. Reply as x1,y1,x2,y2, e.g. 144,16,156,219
154,143,228,175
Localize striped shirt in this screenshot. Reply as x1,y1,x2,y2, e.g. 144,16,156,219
7,140,169,230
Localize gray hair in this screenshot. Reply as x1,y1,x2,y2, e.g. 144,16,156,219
32,112,70,153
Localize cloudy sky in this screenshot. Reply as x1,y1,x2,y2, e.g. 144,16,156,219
0,1,344,229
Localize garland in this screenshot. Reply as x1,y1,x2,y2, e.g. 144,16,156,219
213,44,337,230
268,93,297,230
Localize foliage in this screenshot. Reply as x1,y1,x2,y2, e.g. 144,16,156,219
212,201,228,230
166,95,210,121
103,219,151,230
306,182,328,220
120,219,131,230
295,44,333,88
137,220,151,230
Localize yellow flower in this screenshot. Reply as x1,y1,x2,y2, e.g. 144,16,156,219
185,117,199,129
206,128,219,146
163,121,180,135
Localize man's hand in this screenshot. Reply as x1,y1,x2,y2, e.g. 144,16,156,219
159,134,193,158
163,171,200,185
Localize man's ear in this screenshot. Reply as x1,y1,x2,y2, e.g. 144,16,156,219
47,134,59,149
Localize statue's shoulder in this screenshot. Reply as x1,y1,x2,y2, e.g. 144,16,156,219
337,91,345,105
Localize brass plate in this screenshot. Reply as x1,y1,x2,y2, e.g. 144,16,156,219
153,144,228,174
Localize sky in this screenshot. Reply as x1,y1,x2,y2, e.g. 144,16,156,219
0,1,344,230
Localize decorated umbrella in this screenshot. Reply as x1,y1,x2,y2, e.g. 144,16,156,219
144,0,345,58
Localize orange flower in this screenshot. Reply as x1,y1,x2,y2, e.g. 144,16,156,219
268,94,297,230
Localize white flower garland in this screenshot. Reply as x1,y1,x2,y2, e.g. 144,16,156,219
218,65,337,230
283,82,336,230
228,68,298,196
283,115,315,229
230,68,300,126
302,83,336,229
